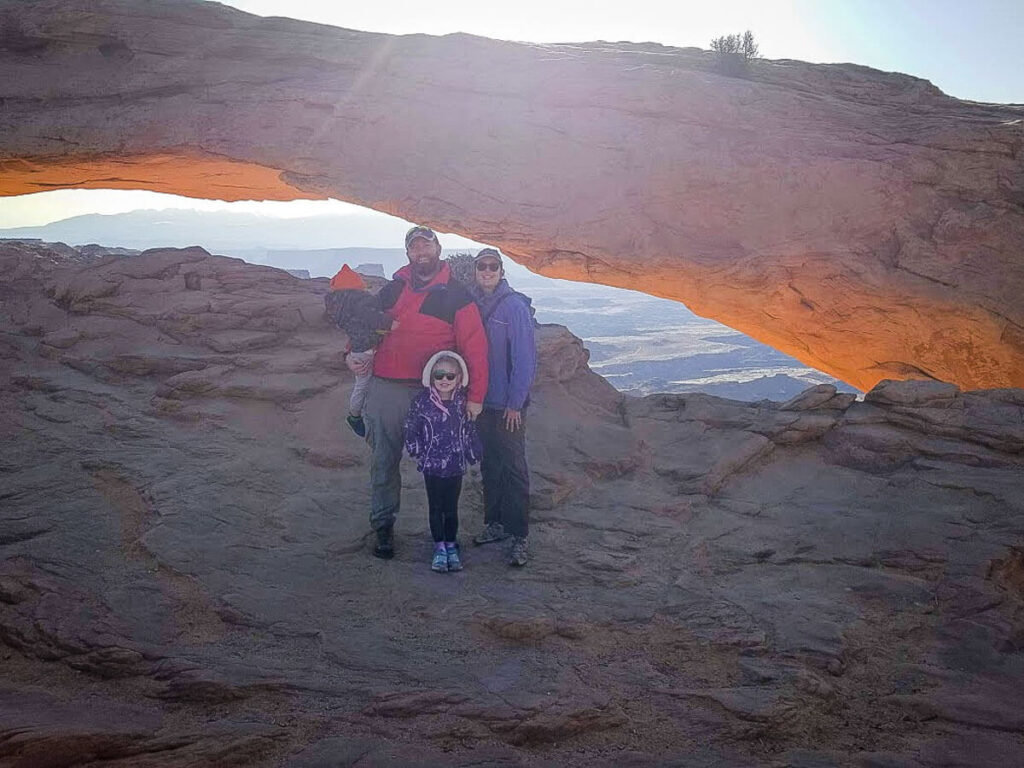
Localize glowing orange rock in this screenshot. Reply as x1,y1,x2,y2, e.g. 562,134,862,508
1,0,1022,391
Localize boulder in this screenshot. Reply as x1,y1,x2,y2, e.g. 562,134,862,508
2,213,1024,767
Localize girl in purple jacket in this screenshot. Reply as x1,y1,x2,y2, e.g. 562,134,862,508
403,351,482,572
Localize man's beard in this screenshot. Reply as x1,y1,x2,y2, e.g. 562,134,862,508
412,259,439,278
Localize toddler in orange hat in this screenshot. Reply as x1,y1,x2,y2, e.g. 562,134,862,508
324,265,397,437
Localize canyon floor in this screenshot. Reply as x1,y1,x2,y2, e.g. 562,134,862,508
2,242,1023,768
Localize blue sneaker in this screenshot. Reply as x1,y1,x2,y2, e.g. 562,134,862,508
431,546,449,573
446,542,463,572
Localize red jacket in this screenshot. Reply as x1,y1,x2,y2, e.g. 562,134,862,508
373,263,489,403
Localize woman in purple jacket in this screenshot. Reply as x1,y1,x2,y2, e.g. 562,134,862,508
469,248,538,567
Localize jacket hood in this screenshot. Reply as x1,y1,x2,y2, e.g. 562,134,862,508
421,349,470,388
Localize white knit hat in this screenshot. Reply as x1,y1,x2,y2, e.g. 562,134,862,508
421,350,470,388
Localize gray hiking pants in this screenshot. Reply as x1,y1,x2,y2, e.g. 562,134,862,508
364,376,420,532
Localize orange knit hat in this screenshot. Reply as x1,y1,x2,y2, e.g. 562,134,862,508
329,264,366,291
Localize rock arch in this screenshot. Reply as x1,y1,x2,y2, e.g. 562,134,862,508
2,0,1022,391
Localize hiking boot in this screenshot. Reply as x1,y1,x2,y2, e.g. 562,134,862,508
372,526,394,559
431,546,449,573
346,413,366,438
446,543,464,572
472,522,508,546
508,536,528,567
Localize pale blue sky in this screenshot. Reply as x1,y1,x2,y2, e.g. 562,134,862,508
219,0,1024,104
2,0,1020,227
793,0,1023,104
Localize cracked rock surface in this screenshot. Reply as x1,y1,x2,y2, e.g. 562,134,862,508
1,243,1023,767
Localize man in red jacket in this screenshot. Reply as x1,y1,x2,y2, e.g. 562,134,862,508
347,225,488,559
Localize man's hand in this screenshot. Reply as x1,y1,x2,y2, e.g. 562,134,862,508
466,401,483,421
503,408,522,431
346,354,372,377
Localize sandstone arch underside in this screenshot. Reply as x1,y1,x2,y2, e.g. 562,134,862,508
2,0,1023,392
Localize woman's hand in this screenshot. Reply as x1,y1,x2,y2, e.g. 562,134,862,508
503,408,522,431
466,401,483,421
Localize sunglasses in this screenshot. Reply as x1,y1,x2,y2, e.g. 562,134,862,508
476,261,501,272
432,371,459,381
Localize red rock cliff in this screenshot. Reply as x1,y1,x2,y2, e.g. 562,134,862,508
1,0,1022,391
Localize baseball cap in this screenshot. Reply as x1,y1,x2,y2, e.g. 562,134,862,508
473,247,503,264
405,225,439,248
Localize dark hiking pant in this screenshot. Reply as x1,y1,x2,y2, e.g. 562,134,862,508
478,407,529,538
364,376,420,532
424,473,462,542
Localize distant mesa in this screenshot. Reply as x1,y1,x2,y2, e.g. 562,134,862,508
355,263,386,278
249,248,408,280
1,0,1022,391
0,209,417,253
284,269,311,279
77,243,141,258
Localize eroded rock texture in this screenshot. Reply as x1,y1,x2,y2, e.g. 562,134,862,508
2,242,1023,766
1,0,1023,392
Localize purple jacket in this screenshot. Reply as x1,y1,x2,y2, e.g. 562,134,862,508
403,386,482,477
471,280,537,411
